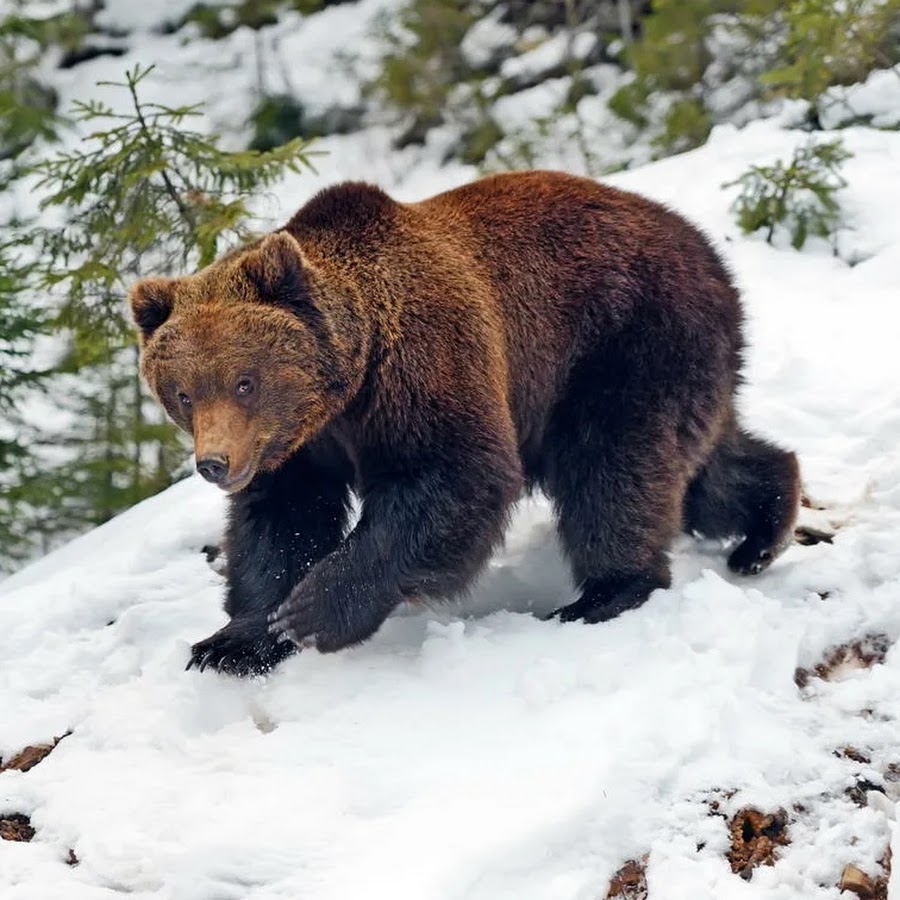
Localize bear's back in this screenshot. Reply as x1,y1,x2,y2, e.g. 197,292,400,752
287,172,743,461
410,171,743,452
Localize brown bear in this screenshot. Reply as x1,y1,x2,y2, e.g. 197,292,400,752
130,170,800,676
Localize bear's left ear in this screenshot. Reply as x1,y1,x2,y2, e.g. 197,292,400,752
129,277,175,343
240,232,316,317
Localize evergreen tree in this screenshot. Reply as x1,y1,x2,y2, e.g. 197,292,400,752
0,239,53,568
724,138,851,249
760,0,900,117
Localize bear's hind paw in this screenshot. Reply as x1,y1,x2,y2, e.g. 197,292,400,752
546,572,669,624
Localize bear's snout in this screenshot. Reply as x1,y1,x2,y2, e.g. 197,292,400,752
192,401,259,493
197,455,229,485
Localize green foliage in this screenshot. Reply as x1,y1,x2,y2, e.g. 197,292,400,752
609,0,899,153
652,95,711,154
0,12,62,161
562,70,598,114
33,64,317,335
724,138,851,249
607,0,781,133
172,1,330,39
629,0,735,93
365,0,478,141
760,0,900,103
0,238,47,409
607,79,650,127
458,115,504,165
250,93,316,150
177,2,278,39
0,236,56,569
0,6,92,54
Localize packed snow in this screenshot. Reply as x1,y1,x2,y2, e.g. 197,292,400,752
3,4,900,899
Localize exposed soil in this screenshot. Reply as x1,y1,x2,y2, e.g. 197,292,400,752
839,747,872,765
845,778,887,808
605,856,648,899
0,813,35,842
726,807,790,880
0,732,69,773
795,634,892,688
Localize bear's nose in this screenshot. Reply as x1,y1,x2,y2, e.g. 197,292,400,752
197,455,229,484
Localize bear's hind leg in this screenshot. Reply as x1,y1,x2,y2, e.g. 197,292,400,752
541,372,695,624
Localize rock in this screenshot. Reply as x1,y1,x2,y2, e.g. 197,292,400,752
840,863,876,897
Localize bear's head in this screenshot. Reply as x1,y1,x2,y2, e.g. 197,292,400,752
130,232,359,493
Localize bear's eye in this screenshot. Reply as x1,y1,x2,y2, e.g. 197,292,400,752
236,376,255,397
177,392,192,407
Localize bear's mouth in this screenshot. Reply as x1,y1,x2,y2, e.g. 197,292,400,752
220,461,256,493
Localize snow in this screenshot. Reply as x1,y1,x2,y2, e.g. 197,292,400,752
95,0,214,33
460,7,517,70
500,30,597,82
820,68,900,130
4,4,900,899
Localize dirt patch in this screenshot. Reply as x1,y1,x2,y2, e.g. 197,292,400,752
839,747,872,765
794,525,835,546
0,733,69,773
795,634,892,688
606,856,648,899
845,779,886,808
0,813,35,842
727,807,790,880
839,847,891,899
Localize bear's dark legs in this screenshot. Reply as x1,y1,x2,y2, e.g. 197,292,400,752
540,350,705,623
684,425,800,575
188,442,352,675
542,425,679,622
268,440,524,652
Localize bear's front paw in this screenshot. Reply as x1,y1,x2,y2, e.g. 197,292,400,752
268,591,336,653
268,587,368,653
187,617,295,676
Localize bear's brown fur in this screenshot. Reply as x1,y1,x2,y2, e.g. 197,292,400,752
131,170,800,675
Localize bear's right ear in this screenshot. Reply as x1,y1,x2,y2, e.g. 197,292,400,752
129,278,175,342
240,232,316,317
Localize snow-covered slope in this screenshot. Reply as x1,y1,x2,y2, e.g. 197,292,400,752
3,112,900,899
4,0,900,892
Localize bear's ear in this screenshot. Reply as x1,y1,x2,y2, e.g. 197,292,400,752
129,277,175,342
240,232,316,317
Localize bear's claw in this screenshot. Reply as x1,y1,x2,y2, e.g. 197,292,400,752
545,572,669,624
187,617,295,676
727,535,784,576
268,589,373,653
